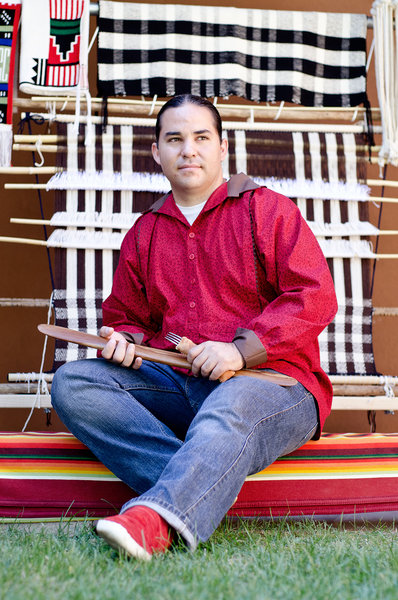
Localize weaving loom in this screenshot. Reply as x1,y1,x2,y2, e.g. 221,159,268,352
2,122,398,522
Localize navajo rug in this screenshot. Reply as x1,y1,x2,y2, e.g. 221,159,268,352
19,0,89,95
98,1,368,107
1,432,398,519
0,2,21,124
50,123,376,376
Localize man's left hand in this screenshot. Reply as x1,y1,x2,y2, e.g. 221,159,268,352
187,341,244,381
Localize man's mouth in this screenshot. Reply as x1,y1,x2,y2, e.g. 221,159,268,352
179,164,201,170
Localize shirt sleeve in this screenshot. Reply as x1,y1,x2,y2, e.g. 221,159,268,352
233,189,338,368
102,219,158,345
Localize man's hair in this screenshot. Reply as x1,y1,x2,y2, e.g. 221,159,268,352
155,94,223,143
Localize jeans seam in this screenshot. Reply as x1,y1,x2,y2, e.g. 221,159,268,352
184,390,314,517
122,384,182,393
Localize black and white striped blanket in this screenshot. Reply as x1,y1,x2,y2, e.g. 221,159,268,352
98,1,368,107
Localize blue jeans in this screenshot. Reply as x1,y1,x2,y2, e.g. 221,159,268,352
51,359,318,550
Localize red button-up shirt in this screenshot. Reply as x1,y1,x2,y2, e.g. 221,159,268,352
103,174,338,435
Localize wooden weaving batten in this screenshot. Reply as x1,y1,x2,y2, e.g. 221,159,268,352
37,324,297,387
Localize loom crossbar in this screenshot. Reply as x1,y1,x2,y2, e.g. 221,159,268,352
0,394,395,411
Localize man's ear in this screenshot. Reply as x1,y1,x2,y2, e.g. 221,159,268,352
152,142,161,166
220,137,228,161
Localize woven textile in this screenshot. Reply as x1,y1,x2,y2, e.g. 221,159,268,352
0,2,21,124
98,1,368,107
2,432,398,519
50,124,375,376
19,0,89,95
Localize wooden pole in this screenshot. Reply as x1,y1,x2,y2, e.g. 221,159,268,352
329,375,398,385
0,236,47,246
13,97,382,123
20,111,376,134
0,395,52,408
331,397,398,410
8,373,54,382
9,217,398,238
0,166,58,175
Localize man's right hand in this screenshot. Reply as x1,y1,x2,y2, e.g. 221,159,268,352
99,326,143,369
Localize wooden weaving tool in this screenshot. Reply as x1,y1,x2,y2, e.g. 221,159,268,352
37,324,297,387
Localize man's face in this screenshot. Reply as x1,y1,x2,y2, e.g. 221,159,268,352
151,103,228,204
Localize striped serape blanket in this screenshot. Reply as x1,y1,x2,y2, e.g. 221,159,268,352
1,432,398,520
98,1,368,107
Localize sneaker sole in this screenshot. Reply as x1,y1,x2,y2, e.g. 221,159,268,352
96,519,152,561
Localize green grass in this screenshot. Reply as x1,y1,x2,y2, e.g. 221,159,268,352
1,518,398,600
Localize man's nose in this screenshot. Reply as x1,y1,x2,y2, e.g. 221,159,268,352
181,139,197,156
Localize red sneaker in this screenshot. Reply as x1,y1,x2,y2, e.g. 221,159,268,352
96,506,173,561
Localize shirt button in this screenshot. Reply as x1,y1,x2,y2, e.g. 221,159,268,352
189,232,195,239
191,278,196,285
189,253,195,260
189,301,196,308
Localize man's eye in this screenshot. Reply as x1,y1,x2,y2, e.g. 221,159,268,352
168,137,180,143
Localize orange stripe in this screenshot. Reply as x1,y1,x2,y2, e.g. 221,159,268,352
257,462,398,476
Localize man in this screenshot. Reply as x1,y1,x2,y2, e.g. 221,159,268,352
52,94,337,561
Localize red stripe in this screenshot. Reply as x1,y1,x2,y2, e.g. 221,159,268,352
233,476,398,516
0,479,134,518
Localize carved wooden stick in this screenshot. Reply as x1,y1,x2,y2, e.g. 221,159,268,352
38,324,297,387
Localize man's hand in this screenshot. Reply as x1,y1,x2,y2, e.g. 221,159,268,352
187,341,244,381
99,326,143,369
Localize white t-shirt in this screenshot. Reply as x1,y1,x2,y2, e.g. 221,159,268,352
176,200,207,226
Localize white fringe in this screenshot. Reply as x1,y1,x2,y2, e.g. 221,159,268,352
46,171,170,192
49,212,379,238
47,229,125,249
307,221,379,237
317,239,376,258
46,170,370,200
46,230,377,254
50,211,141,229
254,177,370,201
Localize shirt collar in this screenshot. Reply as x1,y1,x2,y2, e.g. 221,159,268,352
147,173,260,216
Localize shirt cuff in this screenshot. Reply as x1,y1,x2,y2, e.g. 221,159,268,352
233,327,267,368
119,331,145,345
